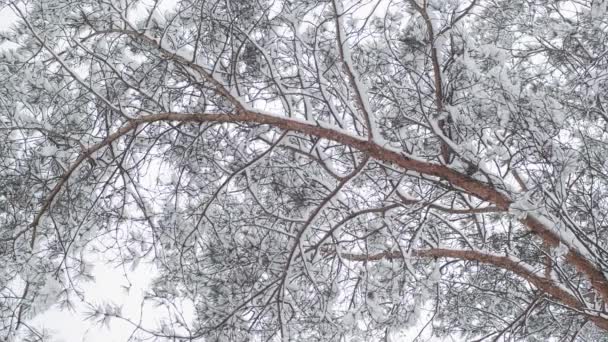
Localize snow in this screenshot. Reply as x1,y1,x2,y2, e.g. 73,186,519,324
39,145,58,157
6,0,608,340
528,212,592,260
552,242,569,259
176,45,194,62
315,145,339,176
333,0,376,140
592,0,608,20
0,6,19,32
13,105,37,124
30,276,63,315
428,264,441,284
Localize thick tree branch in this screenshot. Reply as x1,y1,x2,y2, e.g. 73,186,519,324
26,110,608,309
336,247,608,330
19,8,608,315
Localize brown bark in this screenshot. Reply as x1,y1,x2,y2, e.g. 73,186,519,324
28,110,608,311
337,248,608,330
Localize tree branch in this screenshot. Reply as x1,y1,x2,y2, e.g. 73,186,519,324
26,109,608,307
336,247,608,330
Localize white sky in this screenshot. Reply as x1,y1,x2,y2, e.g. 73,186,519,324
0,1,463,340
0,3,192,341
30,262,159,342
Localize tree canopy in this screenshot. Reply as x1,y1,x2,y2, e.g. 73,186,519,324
1,0,608,340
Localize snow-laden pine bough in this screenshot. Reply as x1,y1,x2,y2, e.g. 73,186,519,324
2,0,608,341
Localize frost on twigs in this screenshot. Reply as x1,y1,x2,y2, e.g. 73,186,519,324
2,0,608,340
84,303,123,328
38,145,58,157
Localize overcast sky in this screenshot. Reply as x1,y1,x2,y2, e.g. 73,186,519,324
0,3,186,341
0,2,450,340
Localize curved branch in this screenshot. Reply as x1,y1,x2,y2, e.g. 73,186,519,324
337,247,608,330
27,109,608,314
